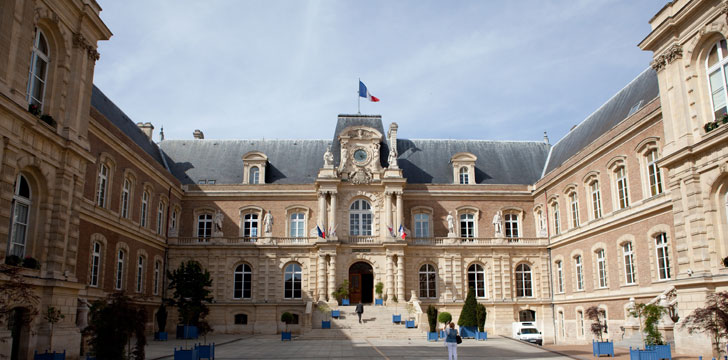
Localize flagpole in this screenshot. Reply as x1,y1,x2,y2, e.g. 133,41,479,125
357,78,361,114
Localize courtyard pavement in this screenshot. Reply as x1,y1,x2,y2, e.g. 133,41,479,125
146,334,575,359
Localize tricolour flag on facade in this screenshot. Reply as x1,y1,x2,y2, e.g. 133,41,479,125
359,81,380,102
317,225,325,239
399,224,406,240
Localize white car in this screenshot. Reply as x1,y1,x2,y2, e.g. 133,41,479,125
512,322,543,345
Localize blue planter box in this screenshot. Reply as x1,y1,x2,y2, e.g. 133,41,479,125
342,299,350,306
593,340,615,357
281,331,292,341
34,350,65,360
630,347,658,360
477,331,488,341
428,332,438,341
322,320,331,329
176,325,198,339
392,314,401,323
154,331,168,341
644,344,671,360
173,348,197,360
406,320,415,328
331,310,340,318
195,343,215,360
375,299,383,306
439,330,446,338
459,326,477,338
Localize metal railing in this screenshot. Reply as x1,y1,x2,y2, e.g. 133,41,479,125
173,236,546,246
408,237,548,246
342,236,377,244
174,236,315,246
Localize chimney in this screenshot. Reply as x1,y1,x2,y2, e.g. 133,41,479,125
137,122,154,140
543,131,549,145
193,129,204,139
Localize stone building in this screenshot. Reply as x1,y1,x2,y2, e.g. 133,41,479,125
0,0,727,359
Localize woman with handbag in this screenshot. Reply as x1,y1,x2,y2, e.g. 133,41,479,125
444,322,460,360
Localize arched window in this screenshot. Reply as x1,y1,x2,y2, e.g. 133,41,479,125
8,174,32,258
349,199,372,236
575,255,584,291
136,255,145,293
289,212,305,237
156,201,166,235
515,264,532,297
596,249,608,288
655,233,671,280
90,242,101,287
234,263,252,299
284,263,302,299
590,180,602,219
170,209,178,233
249,167,260,185
27,29,49,110
467,264,487,298
558,311,565,338
555,260,564,293
504,213,519,238
569,192,580,228
623,242,636,285
459,167,469,184
115,250,125,290
551,202,561,235
459,213,474,238
140,190,150,227
96,163,108,208
418,264,437,298
615,167,629,209
121,178,131,218
577,310,585,337
153,260,161,295
706,39,728,119
197,213,213,239
646,149,663,196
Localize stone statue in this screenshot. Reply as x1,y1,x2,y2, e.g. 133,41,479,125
263,211,273,234
77,298,90,329
323,146,334,168
388,148,398,169
446,211,455,234
214,211,224,233
492,210,503,237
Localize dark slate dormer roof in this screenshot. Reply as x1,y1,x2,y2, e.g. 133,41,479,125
158,139,330,185
398,139,549,184
542,68,659,176
332,114,390,168
90,85,167,167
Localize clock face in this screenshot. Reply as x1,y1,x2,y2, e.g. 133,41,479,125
353,149,368,162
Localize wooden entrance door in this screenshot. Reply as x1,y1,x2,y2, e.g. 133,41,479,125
349,273,361,303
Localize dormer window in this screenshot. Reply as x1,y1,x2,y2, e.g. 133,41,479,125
451,152,476,185
242,151,267,184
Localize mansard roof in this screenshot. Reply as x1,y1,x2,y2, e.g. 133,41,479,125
542,68,659,176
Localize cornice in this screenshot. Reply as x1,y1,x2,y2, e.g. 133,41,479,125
80,202,167,251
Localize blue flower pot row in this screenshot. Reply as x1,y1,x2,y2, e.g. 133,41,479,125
34,350,65,360
593,340,614,357
629,344,671,360
459,326,477,338
428,332,438,341
173,343,215,360
476,331,488,341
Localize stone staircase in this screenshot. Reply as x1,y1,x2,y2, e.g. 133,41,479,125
300,304,423,340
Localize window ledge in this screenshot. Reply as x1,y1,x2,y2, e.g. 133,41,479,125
622,283,638,287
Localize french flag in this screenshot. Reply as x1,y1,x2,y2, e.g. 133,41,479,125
317,225,326,239
399,224,406,240
359,81,380,102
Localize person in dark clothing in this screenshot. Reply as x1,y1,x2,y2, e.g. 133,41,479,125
355,301,364,323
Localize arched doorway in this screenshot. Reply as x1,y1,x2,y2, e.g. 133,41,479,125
9,307,29,360
349,262,374,304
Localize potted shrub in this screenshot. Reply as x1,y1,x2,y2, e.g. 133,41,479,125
85,292,147,360
587,306,614,357
457,288,478,338
42,306,65,359
375,282,384,306
438,312,452,339
280,312,294,341
680,291,728,359
168,261,213,340
5,255,21,266
629,302,671,359
426,305,438,341
22,256,40,270
332,280,350,305
154,304,168,341
318,303,331,329
405,302,416,328
476,303,487,341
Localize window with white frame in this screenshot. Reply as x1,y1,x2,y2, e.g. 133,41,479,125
590,180,602,219
646,149,663,196
284,263,302,299
8,174,32,258
575,255,583,291
243,213,259,238
289,212,305,237
577,310,585,336
468,264,487,298
349,199,372,236
90,242,101,287
515,263,533,297
414,213,430,238
418,264,437,298
569,192,580,228
140,191,149,227
504,213,519,238
27,29,49,110
596,249,608,288
655,233,672,280
706,39,728,119
234,263,252,299
156,201,166,235
198,213,213,239
249,167,260,185
170,209,178,233
460,213,475,238
552,202,561,235
115,250,125,290
96,163,109,208
153,260,161,295
121,178,131,218
623,242,636,285
136,255,145,293
555,260,564,293
615,167,629,209
559,311,565,337
459,167,469,184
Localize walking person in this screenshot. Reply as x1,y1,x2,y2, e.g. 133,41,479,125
355,301,364,324
444,322,458,360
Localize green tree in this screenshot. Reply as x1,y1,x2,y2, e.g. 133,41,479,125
457,287,478,327
156,303,168,333
438,312,452,325
476,304,487,332
281,312,294,332
426,305,438,332
85,292,147,360
331,280,349,303
680,291,728,358
167,260,214,335
630,303,666,346
375,282,384,299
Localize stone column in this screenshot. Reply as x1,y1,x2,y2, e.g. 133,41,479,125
386,255,394,302
397,254,405,301
328,255,336,302
384,192,393,231
318,192,327,235
328,192,337,238
395,192,403,232
317,253,326,302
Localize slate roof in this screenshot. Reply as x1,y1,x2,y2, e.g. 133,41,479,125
90,85,167,168
542,68,660,176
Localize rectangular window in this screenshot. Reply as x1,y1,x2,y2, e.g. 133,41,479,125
504,214,519,238
710,68,727,118
9,201,29,257
90,242,101,287
156,202,165,235
570,193,579,228
244,213,258,238
96,164,108,207
414,213,430,238
616,167,629,209
656,233,671,280
623,243,636,285
153,261,160,295
198,214,213,239
289,212,305,237
460,213,474,238
115,250,124,290
647,150,663,196
575,256,583,291
591,181,602,219
597,249,608,288
136,256,144,293
121,179,130,218
141,191,149,227
556,261,564,293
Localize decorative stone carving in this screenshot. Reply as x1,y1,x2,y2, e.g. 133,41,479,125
323,146,334,168
446,211,455,235
213,210,224,237
349,168,372,184
651,43,682,72
72,32,101,61
263,210,273,234
492,210,503,237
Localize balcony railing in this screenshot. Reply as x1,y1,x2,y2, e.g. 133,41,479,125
173,236,547,246
174,237,315,246
341,236,377,244
408,237,548,246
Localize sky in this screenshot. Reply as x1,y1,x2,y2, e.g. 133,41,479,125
93,0,666,144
